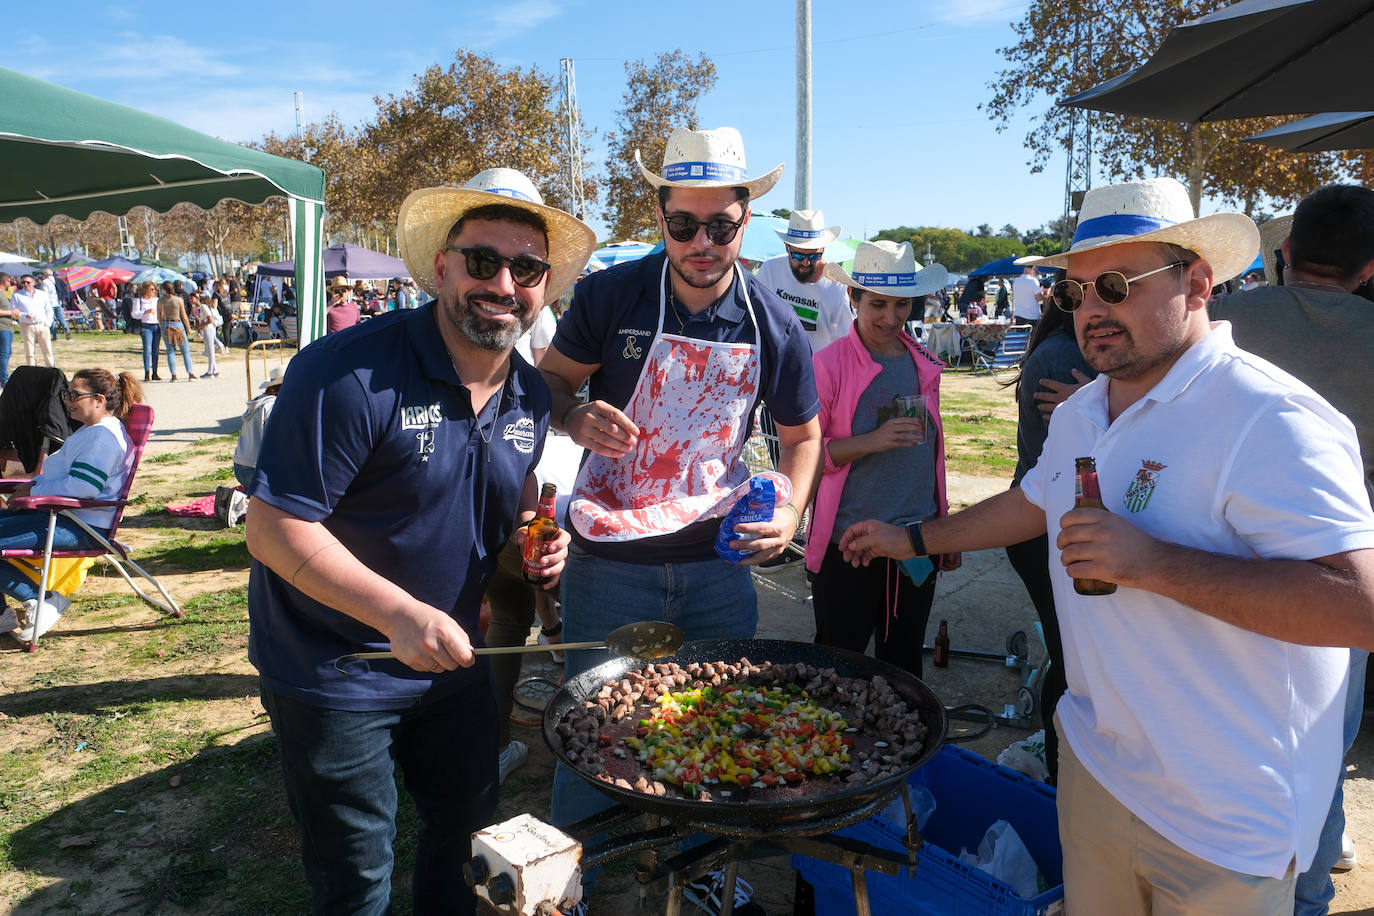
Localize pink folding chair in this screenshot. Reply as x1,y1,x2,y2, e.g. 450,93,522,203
2,403,182,651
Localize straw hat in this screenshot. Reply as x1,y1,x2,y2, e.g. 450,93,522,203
773,209,841,250
397,167,596,305
825,241,949,298
1258,214,1294,286
635,126,783,199
1015,177,1259,283
327,276,352,295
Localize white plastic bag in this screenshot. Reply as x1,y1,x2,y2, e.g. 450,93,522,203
958,819,1041,900
997,729,1049,782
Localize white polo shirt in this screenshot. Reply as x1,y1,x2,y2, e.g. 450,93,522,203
1021,322,1374,878
1011,273,1042,321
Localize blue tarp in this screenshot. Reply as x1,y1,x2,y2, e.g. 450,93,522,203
968,256,1023,277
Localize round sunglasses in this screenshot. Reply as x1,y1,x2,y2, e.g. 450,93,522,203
445,246,551,288
1051,262,1185,312
662,212,745,246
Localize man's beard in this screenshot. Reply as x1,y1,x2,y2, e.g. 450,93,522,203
667,250,733,291
789,259,819,282
447,292,534,352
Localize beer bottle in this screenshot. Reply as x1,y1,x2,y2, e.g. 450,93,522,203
522,483,559,586
1072,457,1117,596
933,620,950,668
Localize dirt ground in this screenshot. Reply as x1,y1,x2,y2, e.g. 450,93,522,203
3,339,1373,914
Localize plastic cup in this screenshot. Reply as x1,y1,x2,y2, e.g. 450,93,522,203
893,395,927,443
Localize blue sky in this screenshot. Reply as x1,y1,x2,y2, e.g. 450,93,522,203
18,0,1080,243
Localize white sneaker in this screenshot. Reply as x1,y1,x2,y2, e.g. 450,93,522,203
0,607,17,633
1336,832,1357,871
13,592,70,643
498,739,528,785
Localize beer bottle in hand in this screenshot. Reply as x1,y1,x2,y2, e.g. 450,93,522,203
522,483,559,586
933,620,950,668
1072,457,1117,596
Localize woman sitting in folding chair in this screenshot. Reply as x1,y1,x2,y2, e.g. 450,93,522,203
0,369,144,643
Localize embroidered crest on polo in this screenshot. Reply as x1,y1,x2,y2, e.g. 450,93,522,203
1124,460,1167,513
503,416,536,455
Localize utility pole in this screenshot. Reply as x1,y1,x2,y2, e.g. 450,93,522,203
560,58,587,221
1062,9,1093,250
795,0,812,211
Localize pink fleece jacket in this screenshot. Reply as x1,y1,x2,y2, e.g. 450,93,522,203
805,325,949,574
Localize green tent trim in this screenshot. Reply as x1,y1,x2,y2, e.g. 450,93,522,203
0,66,326,345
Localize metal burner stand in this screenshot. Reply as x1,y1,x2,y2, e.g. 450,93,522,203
566,783,924,916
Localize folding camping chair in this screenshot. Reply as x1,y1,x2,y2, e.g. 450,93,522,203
1,403,182,651
972,324,1033,381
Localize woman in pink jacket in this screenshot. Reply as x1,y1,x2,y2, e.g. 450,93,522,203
808,242,959,677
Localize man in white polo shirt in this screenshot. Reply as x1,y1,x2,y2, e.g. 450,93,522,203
1011,263,1044,330
755,209,851,352
838,177,1374,914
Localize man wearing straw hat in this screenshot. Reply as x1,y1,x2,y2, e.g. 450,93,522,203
539,125,820,913
245,167,594,916
1211,185,1374,915
840,176,1374,913
756,209,852,352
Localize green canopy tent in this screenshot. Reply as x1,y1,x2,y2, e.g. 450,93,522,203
0,66,327,344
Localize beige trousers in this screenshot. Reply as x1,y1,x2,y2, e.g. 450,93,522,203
1057,733,1296,916
21,323,53,368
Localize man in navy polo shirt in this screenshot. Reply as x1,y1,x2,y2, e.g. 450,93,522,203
246,167,594,916
540,126,821,913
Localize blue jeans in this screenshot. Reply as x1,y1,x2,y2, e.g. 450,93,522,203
140,323,161,376
0,328,12,385
0,509,106,602
260,679,499,916
550,545,757,842
164,321,194,376
52,309,69,334
1294,648,1368,916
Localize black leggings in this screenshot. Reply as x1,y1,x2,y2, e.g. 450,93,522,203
811,541,937,678
1005,533,1067,784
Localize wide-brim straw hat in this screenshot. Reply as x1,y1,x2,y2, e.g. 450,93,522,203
1016,177,1259,283
1258,214,1294,287
773,209,842,250
825,240,949,298
635,126,783,200
397,167,596,306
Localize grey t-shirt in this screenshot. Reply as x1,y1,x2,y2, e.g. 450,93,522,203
833,351,937,538
1211,285,1374,494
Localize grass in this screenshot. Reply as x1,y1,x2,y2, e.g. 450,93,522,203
0,336,1022,914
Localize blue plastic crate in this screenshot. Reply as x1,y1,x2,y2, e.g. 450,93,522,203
793,745,1064,916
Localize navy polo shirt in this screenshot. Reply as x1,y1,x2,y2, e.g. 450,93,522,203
247,305,549,711
552,252,818,563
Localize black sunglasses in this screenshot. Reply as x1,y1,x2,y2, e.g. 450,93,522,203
789,251,822,263
662,211,745,246
61,389,100,402
1051,262,1184,312
446,246,551,288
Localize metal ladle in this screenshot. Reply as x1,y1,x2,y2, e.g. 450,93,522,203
334,620,685,674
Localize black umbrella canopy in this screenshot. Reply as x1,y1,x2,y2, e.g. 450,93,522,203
1243,110,1374,151
1063,0,1374,123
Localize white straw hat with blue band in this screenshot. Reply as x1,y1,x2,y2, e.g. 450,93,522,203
398,167,596,305
1014,177,1259,284
825,240,948,298
773,209,842,250
635,126,784,199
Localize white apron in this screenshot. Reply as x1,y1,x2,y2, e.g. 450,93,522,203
569,262,791,542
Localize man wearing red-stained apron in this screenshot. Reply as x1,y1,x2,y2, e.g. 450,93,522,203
539,126,821,915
